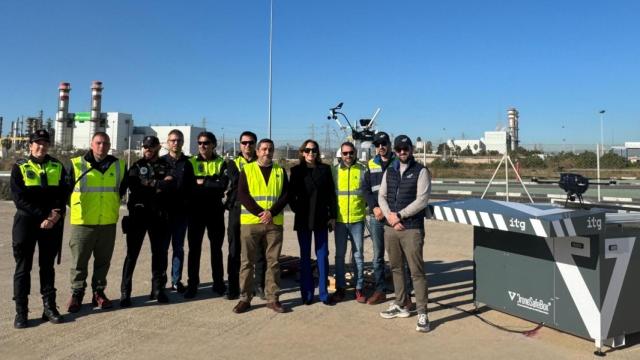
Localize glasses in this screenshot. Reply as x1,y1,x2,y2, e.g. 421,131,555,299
342,151,354,156
142,145,153,149
240,141,255,146
395,147,410,153
198,141,211,146
303,148,318,154
168,138,182,143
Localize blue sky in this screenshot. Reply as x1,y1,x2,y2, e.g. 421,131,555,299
1,0,638,148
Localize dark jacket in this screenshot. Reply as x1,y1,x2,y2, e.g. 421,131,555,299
160,153,193,212
385,157,425,230
11,154,70,220
127,156,176,216
289,162,337,231
187,153,229,213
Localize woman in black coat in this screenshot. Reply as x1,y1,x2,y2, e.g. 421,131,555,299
289,139,337,305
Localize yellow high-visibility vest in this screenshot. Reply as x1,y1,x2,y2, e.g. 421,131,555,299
234,156,251,171
18,159,62,187
333,162,366,223
70,156,125,225
189,155,224,177
240,162,284,225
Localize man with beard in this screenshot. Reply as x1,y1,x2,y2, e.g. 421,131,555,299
378,135,432,333
225,131,267,300
233,139,289,314
120,136,175,306
161,129,193,294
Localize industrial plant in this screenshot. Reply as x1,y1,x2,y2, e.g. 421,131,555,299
444,107,520,155
0,81,205,157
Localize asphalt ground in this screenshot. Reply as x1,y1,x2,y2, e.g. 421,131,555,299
1,201,639,359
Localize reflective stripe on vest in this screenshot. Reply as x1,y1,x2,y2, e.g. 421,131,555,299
18,159,62,187
70,157,124,225
189,156,224,177
240,162,284,225
334,162,366,223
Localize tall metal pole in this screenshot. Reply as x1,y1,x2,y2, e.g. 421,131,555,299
599,110,605,157
267,0,273,139
597,143,601,202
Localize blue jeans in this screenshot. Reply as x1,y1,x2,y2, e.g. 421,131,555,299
335,221,365,290
368,215,387,292
297,229,329,302
168,212,188,285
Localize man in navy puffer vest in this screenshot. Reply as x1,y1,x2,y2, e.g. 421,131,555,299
377,135,432,333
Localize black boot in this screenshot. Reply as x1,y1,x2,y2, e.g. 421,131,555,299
120,292,132,308
42,296,64,324
14,301,28,329
155,289,169,304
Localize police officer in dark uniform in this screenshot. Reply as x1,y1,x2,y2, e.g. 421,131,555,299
184,131,229,298
120,136,175,307
11,129,68,328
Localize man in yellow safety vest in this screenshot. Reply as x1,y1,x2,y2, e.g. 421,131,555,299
232,138,289,314
67,132,127,313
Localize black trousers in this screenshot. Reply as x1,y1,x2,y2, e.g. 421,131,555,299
187,208,225,288
227,203,267,295
12,213,62,304
121,209,170,295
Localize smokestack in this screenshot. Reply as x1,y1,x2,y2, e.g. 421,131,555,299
89,81,103,136
55,82,71,147
508,107,519,151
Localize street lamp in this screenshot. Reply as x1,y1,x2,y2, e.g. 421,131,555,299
442,127,447,160
267,0,274,139
599,110,605,156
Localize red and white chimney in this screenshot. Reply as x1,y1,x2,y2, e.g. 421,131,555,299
54,82,71,147
89,81,103,136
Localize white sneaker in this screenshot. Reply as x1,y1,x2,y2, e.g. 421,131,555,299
380,303,411,319
416,313,430,332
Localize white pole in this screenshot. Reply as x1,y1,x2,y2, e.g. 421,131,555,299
599,110,605,157
505,152,509,202
267,0,273,139
597,143,601,202
423,136,426,165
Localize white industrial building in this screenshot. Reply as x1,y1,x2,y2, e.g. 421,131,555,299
72,112,133,152
483,131,511,154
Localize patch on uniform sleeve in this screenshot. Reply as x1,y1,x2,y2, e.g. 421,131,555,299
26,170,36,179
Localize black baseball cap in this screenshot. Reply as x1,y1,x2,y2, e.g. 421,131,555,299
142,135,160,148
393,135,413,149
29,129,50,143
373,131,390,146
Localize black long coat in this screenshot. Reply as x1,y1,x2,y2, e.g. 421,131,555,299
289,162,337,231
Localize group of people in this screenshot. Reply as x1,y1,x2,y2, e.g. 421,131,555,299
11,128,432,333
